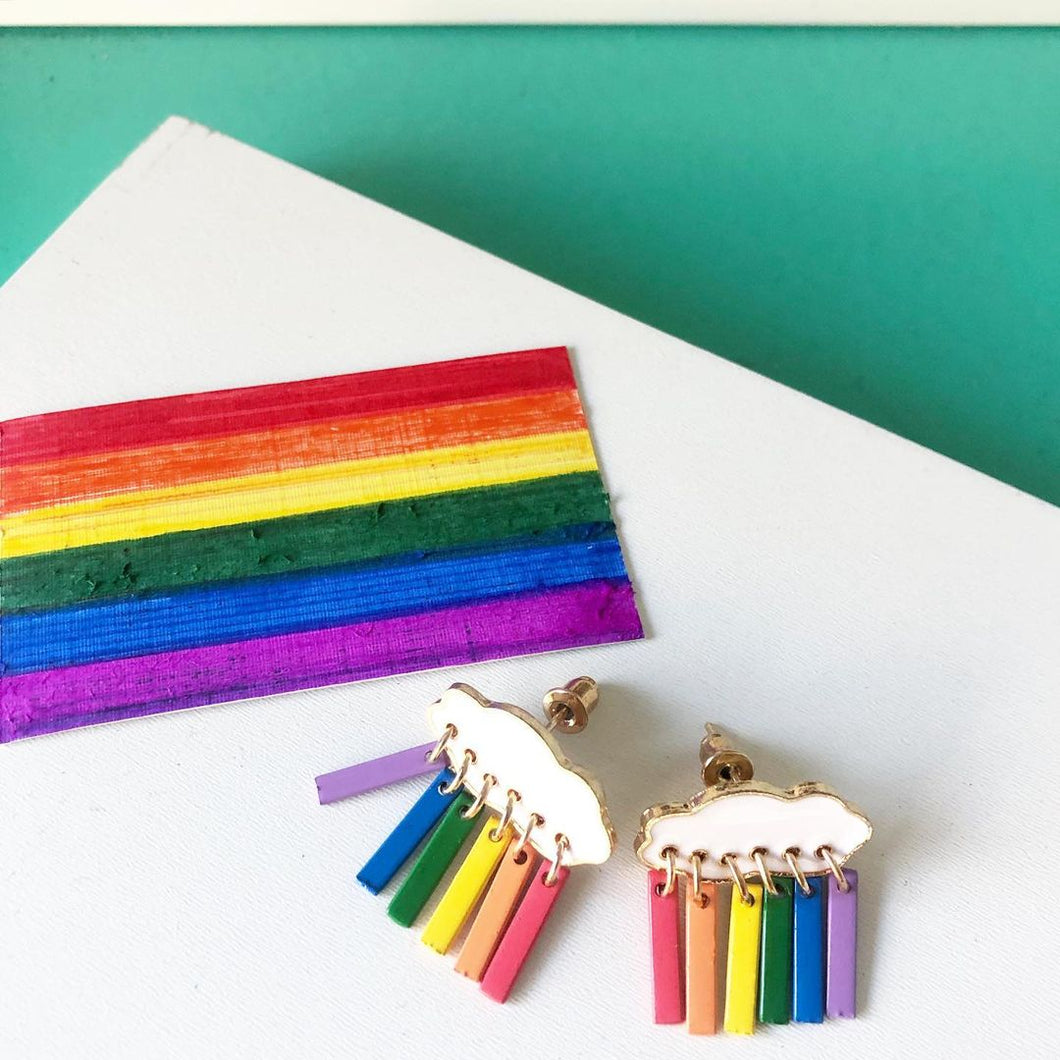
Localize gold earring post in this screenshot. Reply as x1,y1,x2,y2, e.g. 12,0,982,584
542,676,599,734
699,723,755,787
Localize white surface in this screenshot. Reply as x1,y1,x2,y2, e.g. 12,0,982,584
1,117,1058,1058
428,685,615,867
2,0,1059,25
638,785,872,879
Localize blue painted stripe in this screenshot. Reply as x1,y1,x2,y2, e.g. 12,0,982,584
793,876,826,1023
2,523,625,673
357,769,458,895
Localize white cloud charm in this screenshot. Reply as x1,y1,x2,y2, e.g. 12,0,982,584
427,684,615,867
636,783,872,881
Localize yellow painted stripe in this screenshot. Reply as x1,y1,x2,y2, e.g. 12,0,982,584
0,431,596,559
724,884,764,1035
422,818,511,955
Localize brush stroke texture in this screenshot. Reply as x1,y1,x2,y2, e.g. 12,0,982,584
0,348,643,741
2,389,585,514
2,474,610,612
2,526,624,673
0,346,574,466
1,430,596,557
0,580,641,742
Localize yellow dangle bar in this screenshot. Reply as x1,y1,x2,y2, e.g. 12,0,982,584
422,817,512,954
724,882,764,1035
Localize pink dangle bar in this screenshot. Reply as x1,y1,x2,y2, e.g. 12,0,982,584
480,860,569,1003
648,868,684,1024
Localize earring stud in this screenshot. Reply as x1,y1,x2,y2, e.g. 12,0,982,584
635,723,872,1035
315,678,615,1003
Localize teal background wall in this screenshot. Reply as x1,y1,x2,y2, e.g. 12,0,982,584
2,27,1058,506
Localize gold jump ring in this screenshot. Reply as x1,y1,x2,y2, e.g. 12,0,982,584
513,812,544,860
659,846,679,897
545,834,570,887
490,789,520,841
691,850,709,905
722,852,754,906
783,847,813,896
427,723,457,763
751,847,779,896
440,748,475,794
817,845,851,892
461,772,497,819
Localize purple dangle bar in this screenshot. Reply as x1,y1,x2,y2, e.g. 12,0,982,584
826,869,858,1018
316,742,437,804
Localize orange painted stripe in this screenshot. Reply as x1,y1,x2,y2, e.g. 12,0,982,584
2,389,584,515
0,347,574,467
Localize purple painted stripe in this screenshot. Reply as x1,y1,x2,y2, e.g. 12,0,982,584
316,742,437,804
0,579,642,742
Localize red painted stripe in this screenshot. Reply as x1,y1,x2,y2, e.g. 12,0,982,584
0,347,573,467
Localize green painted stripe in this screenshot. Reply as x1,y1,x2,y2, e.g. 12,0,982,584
758,876,794,1025
388,793,477,928
0,473,611,613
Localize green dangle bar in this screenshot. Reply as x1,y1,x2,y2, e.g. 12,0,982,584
758,876,794,1024
388,791,476,927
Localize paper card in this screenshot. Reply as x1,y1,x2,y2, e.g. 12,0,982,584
0,347,642,741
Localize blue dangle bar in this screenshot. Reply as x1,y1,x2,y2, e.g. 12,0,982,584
356,768,458,894
793,875,825,1023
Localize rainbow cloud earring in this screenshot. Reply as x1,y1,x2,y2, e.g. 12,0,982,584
316,678,614,1002
634,725,872,1035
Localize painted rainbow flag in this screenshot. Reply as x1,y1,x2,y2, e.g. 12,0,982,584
0,347,642,742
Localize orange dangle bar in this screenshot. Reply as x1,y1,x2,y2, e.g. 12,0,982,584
456,844,539,981
686,880,720,1035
